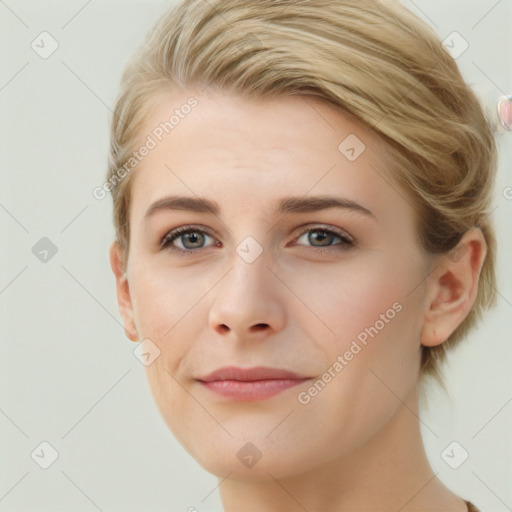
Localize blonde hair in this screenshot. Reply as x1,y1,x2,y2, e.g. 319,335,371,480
106,0,498,383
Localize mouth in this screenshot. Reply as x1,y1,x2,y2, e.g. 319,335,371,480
197,366,311,401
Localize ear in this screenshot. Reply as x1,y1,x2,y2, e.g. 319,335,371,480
109,241,139,342
420,228,487,347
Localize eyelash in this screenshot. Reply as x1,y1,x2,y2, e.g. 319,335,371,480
160,224,355,256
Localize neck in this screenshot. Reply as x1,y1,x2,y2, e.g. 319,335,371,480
218,385,465,512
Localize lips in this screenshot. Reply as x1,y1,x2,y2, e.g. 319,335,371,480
197,366,311,401
199,366,306,382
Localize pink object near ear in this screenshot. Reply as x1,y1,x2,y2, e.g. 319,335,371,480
497,96,512,131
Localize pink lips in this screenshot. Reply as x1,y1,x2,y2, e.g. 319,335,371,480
198,366,310,401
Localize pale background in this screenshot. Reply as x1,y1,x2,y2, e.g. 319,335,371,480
0,1,511,511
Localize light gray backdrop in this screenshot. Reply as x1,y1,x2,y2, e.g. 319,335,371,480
1,1,511,511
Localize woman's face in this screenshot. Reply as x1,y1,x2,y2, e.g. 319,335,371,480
117,86,433,479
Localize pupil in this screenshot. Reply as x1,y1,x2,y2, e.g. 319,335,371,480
311,230,330,246
185,232,202,248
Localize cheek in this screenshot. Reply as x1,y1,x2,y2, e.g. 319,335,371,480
289,254,413,347
129,265,203,410
130,263,209,345
288,265,423,458
291,252,424,394
133,267,196,434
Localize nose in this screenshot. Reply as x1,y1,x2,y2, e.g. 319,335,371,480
208,250,287,342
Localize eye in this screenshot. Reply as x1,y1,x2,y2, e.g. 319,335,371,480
160,224,355,256
294,225,354,252
160,225,216,254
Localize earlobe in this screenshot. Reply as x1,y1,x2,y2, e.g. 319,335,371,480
109,242,139,342
420,229,487,348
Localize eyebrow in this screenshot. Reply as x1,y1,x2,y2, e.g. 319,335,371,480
144,195,375,220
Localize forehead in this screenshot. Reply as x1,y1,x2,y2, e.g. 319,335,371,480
128,87,409,225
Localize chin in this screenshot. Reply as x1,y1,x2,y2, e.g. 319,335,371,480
194,452,296,482
181,433,320,482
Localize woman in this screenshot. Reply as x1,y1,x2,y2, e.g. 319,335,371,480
106,1,497,510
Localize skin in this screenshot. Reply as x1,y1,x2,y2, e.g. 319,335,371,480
110,85,486,512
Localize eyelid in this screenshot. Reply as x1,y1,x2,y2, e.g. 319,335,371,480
295,223,354,243
159,224,216,249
